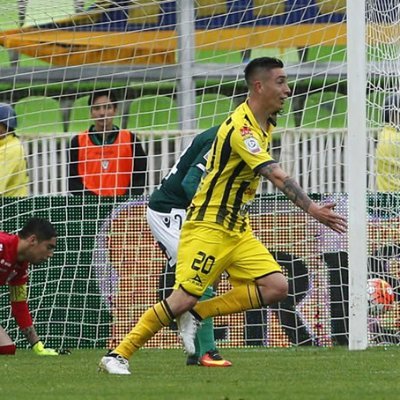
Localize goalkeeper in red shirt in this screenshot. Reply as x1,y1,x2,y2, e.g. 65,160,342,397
0,217,59,355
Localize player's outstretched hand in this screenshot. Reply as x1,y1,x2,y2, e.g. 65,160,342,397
32,341,59,356
309,202,347,234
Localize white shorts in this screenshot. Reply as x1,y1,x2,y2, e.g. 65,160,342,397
146,207,187,267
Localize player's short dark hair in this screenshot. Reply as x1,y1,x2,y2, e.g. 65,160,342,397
88,90,118,109
19,218,57,241
244,57,284,86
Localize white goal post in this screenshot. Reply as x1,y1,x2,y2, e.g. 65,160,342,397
347,0,368,351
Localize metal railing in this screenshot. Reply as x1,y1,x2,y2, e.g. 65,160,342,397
21,129,378,196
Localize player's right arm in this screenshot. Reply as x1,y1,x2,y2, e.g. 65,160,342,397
259,162,347,234
9,284,58,355
181,161,206,201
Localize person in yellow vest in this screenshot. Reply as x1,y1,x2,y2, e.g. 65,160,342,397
376,94,400,192
0,103,29,196
68,90,147,196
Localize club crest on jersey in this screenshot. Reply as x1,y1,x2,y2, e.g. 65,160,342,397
240,126,252,137
101,160,109,170
244,137,261,154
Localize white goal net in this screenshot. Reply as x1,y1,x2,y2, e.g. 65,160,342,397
0,0,398,350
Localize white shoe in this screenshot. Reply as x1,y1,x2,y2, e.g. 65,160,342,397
98,354,131,375
176,311,199,356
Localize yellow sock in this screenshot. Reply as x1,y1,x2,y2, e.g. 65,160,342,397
114,300,174,359
192,283,262,319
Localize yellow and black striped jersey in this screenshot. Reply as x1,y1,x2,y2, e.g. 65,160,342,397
376,125,400,191
187,100,276,233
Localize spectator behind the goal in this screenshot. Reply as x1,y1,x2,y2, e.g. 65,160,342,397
0,103,29,196
68,90,147,196
376,93,400,192
0,217,59,355
99,57,347,375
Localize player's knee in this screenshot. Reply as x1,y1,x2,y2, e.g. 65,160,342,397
273,280,289,302
261,285,288,304
166,288,198,315
0,344,16,355
257,274,288,304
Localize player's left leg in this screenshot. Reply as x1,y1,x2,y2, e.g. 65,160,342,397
196,287,216,356
195,286,232,367
99,288,198,374
119,288,197,357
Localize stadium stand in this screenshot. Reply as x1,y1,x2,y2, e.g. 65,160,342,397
196,93,234,129
367,91,384,127
0,46,11,68
277,97,296,129
0,0,19,30
67,95,91,134
17,53,51,67
126,95,178,130
300,91,347,129
301,45,346,63
15,96,64,135
195,49,244,63
314,0,346,14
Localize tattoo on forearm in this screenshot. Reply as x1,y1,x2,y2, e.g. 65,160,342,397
21,326,40,346
263,164,277,176
281,177,312,212
262,164,312,213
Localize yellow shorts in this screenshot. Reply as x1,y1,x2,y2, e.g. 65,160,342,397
174,221,282,297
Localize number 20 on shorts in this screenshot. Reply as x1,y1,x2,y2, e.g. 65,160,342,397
191,251,215,275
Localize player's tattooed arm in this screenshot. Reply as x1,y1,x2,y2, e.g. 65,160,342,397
259,163,346,234
21,326,40,346
259,163,312,212
280,176,312,212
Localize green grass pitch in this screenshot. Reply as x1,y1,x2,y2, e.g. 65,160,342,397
0,347,399,400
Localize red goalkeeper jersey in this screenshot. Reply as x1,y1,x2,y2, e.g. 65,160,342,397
0,232,29,286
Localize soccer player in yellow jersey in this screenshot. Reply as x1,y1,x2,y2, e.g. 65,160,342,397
376,94,400,191
99,57,347,375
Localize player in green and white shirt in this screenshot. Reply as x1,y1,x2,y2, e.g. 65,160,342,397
147,125,231,367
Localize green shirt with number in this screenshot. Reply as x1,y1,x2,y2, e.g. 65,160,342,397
148,126,219,213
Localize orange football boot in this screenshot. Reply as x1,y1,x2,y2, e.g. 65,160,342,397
199,350,232,367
